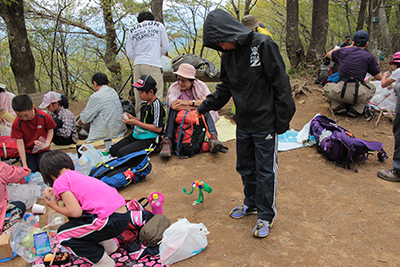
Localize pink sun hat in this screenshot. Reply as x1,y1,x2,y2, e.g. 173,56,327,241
173,63,196,79
389,52,400,65
39,91,62,108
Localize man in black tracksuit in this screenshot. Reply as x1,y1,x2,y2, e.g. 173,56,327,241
197,9,295,238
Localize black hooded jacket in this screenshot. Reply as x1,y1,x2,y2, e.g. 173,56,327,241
197,9,295,134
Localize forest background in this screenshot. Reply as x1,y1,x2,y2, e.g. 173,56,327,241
0,0,399,101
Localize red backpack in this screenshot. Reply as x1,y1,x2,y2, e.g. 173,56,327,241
0,136,19,159
117,198,153,244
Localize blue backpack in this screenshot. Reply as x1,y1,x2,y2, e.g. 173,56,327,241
89,150,152,189
309,115,387,171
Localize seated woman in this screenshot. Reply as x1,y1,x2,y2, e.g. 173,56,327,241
39,92,78,145
0,83,16,135
160,63,222,158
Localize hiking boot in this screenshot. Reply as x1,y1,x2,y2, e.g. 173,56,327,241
252,219,273,238
159,137,172,158
229,204,257,219
209,134,223,153
333,104,347,114
377,169,400,182
346,108,360,118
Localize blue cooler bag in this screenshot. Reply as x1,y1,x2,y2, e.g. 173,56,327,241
89,150,152,189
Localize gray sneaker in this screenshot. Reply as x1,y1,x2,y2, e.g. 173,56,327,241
377,169,400,182
229,204,257,219
252,219,273,238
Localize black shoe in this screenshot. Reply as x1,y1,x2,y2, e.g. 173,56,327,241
333,104,347,114
346,108,360,118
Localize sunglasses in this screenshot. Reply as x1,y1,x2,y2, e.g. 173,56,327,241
176,77,189,83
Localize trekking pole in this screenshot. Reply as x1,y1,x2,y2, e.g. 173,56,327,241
118,74,132,96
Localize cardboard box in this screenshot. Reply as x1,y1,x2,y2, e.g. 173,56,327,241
0,233,13,260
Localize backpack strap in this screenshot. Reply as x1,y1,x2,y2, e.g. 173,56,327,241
340,76,361,103
196,113,211,139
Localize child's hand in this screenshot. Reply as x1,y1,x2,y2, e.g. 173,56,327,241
122,113,139,125
44,187,54,201
34,140,49,150
23,167,31,177
44,187,57,207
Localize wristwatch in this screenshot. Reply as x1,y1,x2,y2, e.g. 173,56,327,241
0,107,4,112
191,100,195,106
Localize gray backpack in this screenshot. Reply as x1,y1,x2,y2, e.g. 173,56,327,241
171,54,219,78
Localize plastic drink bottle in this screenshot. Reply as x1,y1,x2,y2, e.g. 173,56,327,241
24,214,39,226
149,192,164,215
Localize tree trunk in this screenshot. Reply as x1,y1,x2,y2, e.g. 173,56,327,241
369,0,379,59
151,0,164,23
378,0,391,60
229,0,240,21
392,3,400,53
305,0,329,65
0,0,36,93
286,0,304,68
356,0,368,31
100,0,122,90
344,1,353,38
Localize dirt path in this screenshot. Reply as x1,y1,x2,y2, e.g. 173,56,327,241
5,81,400,266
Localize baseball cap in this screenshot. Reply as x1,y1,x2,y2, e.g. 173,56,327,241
353,30,369,47
133,75,157,90
39,91,62,108
241,14,258,30
345,35,351,40
389,52,400,65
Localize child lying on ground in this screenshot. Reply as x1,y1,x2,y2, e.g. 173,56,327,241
40,150,130,267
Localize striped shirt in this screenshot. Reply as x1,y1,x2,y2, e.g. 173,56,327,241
139,97,166,131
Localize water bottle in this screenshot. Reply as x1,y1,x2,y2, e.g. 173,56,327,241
149,192,164,215
104,139,112,150
24,214,38,226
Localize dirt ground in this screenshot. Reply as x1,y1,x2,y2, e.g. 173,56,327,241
5,77,400,266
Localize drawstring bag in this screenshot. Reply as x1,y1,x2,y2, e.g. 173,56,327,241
159,218,209,265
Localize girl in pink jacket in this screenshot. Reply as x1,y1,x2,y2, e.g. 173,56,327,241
0,163,30,233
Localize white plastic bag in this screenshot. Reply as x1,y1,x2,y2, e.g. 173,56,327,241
75,144,105,174
0,122,12,136
78,144,103,164
159,218,209,265
378,91,397,112
161,55,173,71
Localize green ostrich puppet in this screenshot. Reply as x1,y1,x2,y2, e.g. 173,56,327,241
183,180,213,205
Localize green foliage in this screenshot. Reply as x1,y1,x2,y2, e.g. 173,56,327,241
2,0,400,99
0,37,18,94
